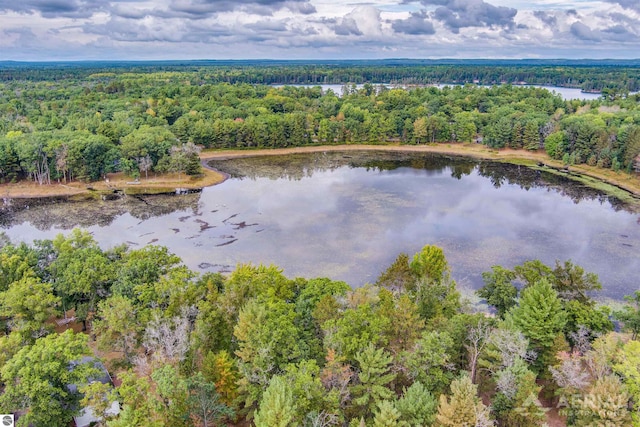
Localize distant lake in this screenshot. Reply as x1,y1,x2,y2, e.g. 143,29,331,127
1,151,638,300
274,83,603,100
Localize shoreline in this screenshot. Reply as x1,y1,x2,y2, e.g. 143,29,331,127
201,143,640,204
1,143,639,207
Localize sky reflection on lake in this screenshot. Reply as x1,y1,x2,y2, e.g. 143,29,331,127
2,152,638,300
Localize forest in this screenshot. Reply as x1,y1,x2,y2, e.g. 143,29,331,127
0,231,639,426
1,62,640,426
0,63,640,187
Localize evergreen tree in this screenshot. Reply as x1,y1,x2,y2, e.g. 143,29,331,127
436,374,491,427
351,344,396,419
523,120,540,151
574,375,631,426
373,400,405,427
509,279,566,373
375,253,415,294
395,382,437,427
254,376,297,427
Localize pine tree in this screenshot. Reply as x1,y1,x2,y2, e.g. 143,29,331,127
395,381,437,427
254,376,297,427
523,121,540,151
575,375,631,426
410,245,449,284
436,374,491,427
351,344,396,419
509,278,566,373
373,400,405,427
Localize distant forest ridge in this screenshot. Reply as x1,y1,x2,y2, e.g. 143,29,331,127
1,59,640,91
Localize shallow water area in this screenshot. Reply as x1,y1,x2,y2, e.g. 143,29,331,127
2,151,639,300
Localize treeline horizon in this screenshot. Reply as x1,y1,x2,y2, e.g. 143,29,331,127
1,60,640,92
1,68,639,186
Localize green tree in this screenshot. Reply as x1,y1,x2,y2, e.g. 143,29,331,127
492,358,545,427
350,344,396,419
395,382,437,427
0,276,59,339
93,295,141,364
106,371,161,427
283,359,339,424
513,259,552,288
295,277,350,363
400,331,454,395
375,253,416,294
323,301,390,363
413,117,428,144
544,131,566,159
234,297,303,413
614,340,640,422
615,291,640,339
50,229,115,330
523,120,540,151
509,279,567,373
120,125,177,168
410,245,449,284
551,259,601,305
151,365,189,427
0,330,96,427
384,294,425,357
111,245,181,299
373,400,405,427
477,265,518,318
0,251,37,292
254,376,297,427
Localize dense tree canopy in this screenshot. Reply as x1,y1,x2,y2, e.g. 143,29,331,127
1,63,640,186
0,230,635,426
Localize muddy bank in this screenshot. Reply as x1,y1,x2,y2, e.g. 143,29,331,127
0,191,201,230
0,168,224,200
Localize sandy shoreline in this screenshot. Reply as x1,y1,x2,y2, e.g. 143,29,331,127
1,143,638,200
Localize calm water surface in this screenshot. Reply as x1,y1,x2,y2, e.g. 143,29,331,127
1,151,638,299
275,83,604,100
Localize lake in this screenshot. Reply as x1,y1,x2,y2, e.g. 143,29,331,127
1,151,638,300
274,83,604,100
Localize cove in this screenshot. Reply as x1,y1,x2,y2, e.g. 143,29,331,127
1,151,638,300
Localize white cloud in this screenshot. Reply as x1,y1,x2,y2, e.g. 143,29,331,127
0,0,638,60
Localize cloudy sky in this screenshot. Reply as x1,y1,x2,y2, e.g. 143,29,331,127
0,0,638,60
